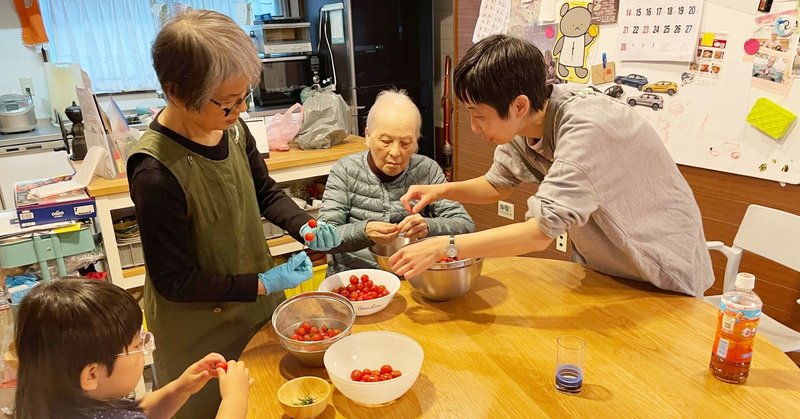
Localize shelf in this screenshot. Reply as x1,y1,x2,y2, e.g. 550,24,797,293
267,235,294,247
261,22,310,29
267,235,304,256
116,238,299,281
260,55,310,63
122,265,145,278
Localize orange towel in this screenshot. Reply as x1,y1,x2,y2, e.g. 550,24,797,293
13,0,49,47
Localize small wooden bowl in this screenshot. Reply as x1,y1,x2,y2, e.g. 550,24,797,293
277,376,332,418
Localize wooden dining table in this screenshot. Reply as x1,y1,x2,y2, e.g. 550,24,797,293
240,257,800,417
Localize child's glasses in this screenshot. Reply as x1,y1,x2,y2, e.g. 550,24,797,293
117,330,156,357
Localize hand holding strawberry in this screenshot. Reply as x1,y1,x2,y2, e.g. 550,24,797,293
299,219,342,251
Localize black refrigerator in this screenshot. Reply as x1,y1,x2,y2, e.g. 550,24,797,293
312,0,435,159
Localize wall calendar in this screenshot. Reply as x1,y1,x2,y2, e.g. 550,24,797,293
617,0,705,62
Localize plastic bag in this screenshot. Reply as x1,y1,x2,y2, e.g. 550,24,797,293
267,103,304,151
297,89,351,150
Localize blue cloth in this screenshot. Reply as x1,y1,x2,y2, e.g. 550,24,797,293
5,274,38,305
5,273,37,287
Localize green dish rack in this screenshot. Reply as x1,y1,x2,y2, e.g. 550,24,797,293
0,225,96,281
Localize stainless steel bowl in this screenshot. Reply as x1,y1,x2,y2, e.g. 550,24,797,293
407,258,484,301
369,236,414,272
271,291,356,367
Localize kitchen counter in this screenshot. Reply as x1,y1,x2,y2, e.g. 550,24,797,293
85,135,367,290
86,135,367,197
241,257,800,417
0,118,65,155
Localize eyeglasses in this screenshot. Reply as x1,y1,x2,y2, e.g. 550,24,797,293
116,329,156,357
209,88,253,117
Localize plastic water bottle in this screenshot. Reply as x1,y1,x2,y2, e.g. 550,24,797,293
709,272,762,384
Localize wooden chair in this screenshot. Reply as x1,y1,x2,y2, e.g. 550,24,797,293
706,204,800,352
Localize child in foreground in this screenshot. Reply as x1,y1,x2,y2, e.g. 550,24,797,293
14,279,254,418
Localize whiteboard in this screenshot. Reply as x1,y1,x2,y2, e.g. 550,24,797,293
531,0,800,184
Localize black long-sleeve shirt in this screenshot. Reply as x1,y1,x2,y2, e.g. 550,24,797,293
128,118,311,302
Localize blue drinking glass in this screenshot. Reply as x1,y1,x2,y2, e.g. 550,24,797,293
555,335,585,393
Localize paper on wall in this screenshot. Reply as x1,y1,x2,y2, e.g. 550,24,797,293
687,32,728,87
539,0,558,22
473,0,511,43
750,9,798,96
592,0,620,24
616,0,705,62
707,0,758,15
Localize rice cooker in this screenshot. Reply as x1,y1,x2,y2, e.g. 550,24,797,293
0,94,37,134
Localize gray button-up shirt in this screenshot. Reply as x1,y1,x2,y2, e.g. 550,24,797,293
486,84,713,297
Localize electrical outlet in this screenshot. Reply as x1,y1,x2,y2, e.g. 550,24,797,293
556,233,568,252
498,201,514,220
19,77,34,96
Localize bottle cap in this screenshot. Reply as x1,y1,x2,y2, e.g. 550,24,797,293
735,272,756,290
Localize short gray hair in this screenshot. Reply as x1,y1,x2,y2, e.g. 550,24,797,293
152,10,261,111
366,89,422,138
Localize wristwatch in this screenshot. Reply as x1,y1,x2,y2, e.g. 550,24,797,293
445,235,458,258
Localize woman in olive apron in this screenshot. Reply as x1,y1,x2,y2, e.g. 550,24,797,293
127,11,341,418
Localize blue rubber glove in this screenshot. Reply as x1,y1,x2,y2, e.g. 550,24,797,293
300,220,342,251
258,252,313,294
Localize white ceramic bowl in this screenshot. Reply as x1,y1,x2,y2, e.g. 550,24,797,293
323,331,424,406
318,269,400,316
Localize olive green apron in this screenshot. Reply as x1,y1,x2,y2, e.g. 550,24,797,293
130,121,283,418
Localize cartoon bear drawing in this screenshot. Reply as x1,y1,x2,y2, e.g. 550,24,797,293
552,2,596,80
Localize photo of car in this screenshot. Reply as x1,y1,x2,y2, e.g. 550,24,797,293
604,85,624,98
627,93,664,110
642,81,678,96
613,73,648,89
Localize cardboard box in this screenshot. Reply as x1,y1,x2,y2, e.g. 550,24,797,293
14,175,96,227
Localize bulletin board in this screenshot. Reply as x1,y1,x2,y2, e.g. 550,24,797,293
505,0,800,184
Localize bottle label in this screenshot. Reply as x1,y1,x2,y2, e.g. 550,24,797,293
713,300,762,363
715,337,730,359
721,314,736,334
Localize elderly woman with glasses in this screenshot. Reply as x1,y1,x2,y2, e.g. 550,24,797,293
319,89,474,273
126,10,341,418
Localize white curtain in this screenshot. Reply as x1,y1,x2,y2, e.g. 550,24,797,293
39,0,248,93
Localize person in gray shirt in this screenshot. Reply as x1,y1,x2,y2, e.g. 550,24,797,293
389,35,713,298
320,89,474,273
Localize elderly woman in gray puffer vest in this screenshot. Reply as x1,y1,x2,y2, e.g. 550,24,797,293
320,89,474,273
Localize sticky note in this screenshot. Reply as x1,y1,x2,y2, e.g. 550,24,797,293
700,33,714,47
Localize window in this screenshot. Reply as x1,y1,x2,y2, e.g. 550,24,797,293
40,0,246,93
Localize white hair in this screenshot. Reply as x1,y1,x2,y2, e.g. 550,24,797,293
365,89,422,140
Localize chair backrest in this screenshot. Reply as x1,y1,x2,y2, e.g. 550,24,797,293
732,204,800,282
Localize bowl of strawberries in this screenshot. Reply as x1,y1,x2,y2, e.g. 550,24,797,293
318,269,401,316
407,256,484,301
272,291,356,367
323,331,424,406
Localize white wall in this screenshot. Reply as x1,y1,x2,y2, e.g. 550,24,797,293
0,0,50,119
